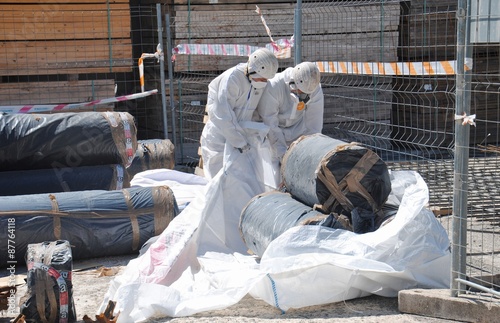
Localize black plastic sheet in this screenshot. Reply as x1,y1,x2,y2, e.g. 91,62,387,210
0,186,178,266
0,111,137,172
0,164,130,196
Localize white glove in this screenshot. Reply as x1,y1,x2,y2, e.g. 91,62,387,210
236,144,251,153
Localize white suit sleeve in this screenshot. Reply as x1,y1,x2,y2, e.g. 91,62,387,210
209,73,248,149
257,85,288,159
304,85,324,135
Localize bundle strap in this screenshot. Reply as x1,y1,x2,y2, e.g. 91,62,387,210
122,189,140,252
316,147,380,215
49,195,61,240
341,150,381,213
34,242,58,323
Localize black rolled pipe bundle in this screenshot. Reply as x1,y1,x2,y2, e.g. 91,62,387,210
127,139,175,179
0,164,130,196
0,186,179,266
239,190,338,257
240,191,400,257
0,111,137,172
281,133,391,219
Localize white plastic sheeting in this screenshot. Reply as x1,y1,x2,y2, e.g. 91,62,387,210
100,127,451,322
130,168,209,212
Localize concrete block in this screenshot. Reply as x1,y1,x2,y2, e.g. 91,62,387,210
399,288,500,323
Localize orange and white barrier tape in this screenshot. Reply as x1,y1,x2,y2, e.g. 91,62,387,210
138,43,164,92
315,58,473,76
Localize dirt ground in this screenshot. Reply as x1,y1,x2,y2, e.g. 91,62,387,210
1,250,462,323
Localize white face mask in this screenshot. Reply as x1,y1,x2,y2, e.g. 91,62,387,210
251,80,267,89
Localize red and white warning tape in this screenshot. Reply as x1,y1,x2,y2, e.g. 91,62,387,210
139,43,164,92
0,89,158,114
172,5,294,60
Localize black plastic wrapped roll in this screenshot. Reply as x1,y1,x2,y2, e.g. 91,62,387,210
0,164,130,196
127,139,175,179
240,191,399,257
239,190,338,257
0,111,137,171
281,133,392,217
0,186,179,266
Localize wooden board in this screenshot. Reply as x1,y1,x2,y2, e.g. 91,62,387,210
174,3,399,39
0,80,116,105
0,39,133,76
4,0,129,3
171,0,289,5
1,7,131,41
172,3,295,12
322,84,393,123
301,32,399,62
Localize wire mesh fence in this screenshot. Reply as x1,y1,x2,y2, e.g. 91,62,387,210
0,0,498,306
166,0,500,303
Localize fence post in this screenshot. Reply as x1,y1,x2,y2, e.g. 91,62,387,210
165,12,178,162
451,0,473,297
156,3,169,140
294,0,302,65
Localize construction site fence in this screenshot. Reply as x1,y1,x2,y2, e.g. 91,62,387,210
0,0,498,306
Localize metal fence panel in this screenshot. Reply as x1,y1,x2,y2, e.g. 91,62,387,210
168,0,499,303
0,0,498,306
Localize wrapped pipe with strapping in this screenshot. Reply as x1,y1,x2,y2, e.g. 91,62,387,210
127,139,175,179
281,134,392,219
239,190,345,257
0,111,137,172
239,191,399,258
0,164,131,196
0,186,179,267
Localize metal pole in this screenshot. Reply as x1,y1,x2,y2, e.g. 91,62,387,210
294,0,302,65
165,13,178,162
156,3,169,140
451,0,473,297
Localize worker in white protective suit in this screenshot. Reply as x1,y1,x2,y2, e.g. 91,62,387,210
256,61,324,162
200,48,279,180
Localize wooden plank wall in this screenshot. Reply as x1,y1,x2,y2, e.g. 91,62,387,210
0,0,133,110
0,0,133,76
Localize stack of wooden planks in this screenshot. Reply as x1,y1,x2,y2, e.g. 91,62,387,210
0,0,133,109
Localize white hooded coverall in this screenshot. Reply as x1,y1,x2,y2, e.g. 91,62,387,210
256,67,324,161
200,63,266,179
